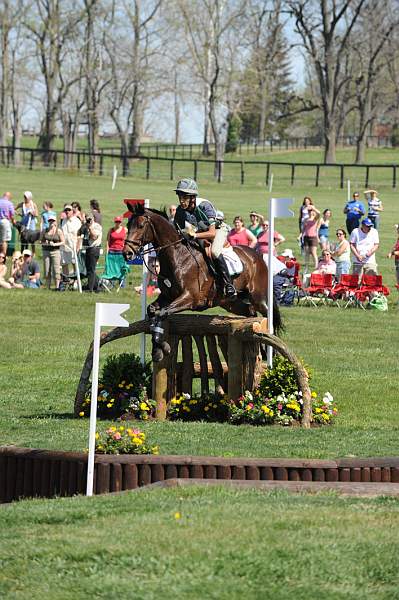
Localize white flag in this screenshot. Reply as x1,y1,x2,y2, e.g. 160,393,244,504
96,303,130,327
271,197,294,218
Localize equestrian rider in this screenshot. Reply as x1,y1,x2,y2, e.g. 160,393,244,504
173,178,237,298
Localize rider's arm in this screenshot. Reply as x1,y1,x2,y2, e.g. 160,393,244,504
194,223,216,241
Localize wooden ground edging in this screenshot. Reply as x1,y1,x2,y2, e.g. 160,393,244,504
1,446,399,503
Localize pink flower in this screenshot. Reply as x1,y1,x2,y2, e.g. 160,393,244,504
133,429,141,435
248,403,254,409
277,403,283,411
113,432,122,440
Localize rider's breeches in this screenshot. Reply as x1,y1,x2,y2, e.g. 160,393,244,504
211,224,229,259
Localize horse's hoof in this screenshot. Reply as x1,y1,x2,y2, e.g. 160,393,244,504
160,341,171,355
152,347,164,362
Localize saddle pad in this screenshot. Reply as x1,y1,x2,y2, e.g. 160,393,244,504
222,246,243,276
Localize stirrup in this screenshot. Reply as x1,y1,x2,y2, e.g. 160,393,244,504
225,283,237,298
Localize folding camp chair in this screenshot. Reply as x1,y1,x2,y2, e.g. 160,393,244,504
302,273,334,307
278,259,304,305
98,252,130,293
354,274,390,308
331,274,360,308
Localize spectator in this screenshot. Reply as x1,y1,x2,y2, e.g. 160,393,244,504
0,252,12,289
135,260,161,296
40,216,64,289
71,201,84,222
168,205,177,223
20,249,41,288
89,199,102,225
40,201,56,231
350,217,379,276
344,192,365,234
365,189,383,230
302,206,321,273
61,204,82,275
256,221,285,256
298,196,312,234
248,211,264,237
331,229,351,280
314,249,336,276
387,224,399,285
318,209,332,250
16,191,38,253
106,216,127,255
8,251,24,288
227,216,257,247
79,215,102,292
0,191,15,256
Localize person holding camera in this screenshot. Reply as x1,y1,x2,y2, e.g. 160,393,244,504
79,215,102,292
40,216,64,289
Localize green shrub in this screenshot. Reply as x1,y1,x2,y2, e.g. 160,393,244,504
79,353,153,419
257,354,310,399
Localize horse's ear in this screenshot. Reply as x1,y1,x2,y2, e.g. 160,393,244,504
126,202,144,216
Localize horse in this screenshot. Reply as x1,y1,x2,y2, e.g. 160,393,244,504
123,203,282,362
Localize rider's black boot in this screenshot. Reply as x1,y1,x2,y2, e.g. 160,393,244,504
214,255,237,298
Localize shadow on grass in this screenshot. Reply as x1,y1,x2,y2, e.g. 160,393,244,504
21,412,77,420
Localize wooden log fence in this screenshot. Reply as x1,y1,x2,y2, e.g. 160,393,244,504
73,314,312,427
1,446,399,503
1,145,398,188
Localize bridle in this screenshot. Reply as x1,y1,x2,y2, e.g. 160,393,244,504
124,213,184,257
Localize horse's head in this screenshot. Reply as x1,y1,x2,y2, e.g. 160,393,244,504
122,202,154,261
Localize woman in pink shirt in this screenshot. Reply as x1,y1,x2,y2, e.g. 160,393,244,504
227,216,257,247
314,249,336,276
302,206,321,272
256,221,285,256
106,216,127,254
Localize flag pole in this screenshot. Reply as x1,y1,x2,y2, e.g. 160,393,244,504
267,198,275,367
86,303,101,496
140,199,150,365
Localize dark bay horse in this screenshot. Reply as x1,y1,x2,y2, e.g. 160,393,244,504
123,203,282,361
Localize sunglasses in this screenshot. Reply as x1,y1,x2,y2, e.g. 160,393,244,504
336,232,343,235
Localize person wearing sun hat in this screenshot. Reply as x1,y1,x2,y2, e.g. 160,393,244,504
350,217,379,277
60,204,82,275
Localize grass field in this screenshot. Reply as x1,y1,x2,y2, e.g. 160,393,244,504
1,486,399,600
1,161,398,599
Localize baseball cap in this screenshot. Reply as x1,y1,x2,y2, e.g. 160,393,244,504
64,204,73,211
281,248,294,258
48,215,56,221
114,215,123,222
24,191,33,201
362,218,373,227
23,249,32,256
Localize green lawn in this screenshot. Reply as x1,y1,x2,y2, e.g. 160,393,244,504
1,162,399,600
1,486,399,600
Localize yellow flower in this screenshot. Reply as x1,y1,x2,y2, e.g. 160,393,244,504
311,391,317,398
106,403,112,408
79,411,85,417
140,402,149,411
315,407,322,413
322,413,330,421
269,410,274,417
95,432,100,440
174,512,181,520
97,445,103,450
171,398,178,405
204,406,209,412
152,446,159,454
110,426,117,432
119,426,125,432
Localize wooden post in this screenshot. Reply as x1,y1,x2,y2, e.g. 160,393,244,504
227,321,244,400
153,321,169,420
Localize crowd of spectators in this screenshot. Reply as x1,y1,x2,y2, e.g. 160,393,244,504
0,187,396,295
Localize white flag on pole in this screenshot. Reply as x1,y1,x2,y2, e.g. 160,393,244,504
270,197,294,218
97,303,130,327
86,302,130,496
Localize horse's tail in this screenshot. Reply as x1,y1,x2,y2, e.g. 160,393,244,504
273,296,284,335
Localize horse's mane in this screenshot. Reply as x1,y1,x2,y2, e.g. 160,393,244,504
148,206,169,221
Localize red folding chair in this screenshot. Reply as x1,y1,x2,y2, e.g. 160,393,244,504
331,274,360,308
302,273,334,307
355,274,390,307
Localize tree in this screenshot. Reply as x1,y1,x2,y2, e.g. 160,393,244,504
287,0,367,164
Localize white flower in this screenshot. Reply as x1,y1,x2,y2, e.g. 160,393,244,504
245,391,253,402
323,392,334,404
183,393,191,400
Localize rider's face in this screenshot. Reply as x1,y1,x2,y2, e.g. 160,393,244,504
177,193,195,210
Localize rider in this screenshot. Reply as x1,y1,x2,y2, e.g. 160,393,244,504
173,178,236,298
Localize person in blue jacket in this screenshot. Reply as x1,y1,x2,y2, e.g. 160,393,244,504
344,192,365,234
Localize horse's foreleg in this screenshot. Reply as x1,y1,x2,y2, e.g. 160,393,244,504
156,291,194,319
147,293,168,319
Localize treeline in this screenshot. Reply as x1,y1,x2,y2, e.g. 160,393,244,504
1,0,399,169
